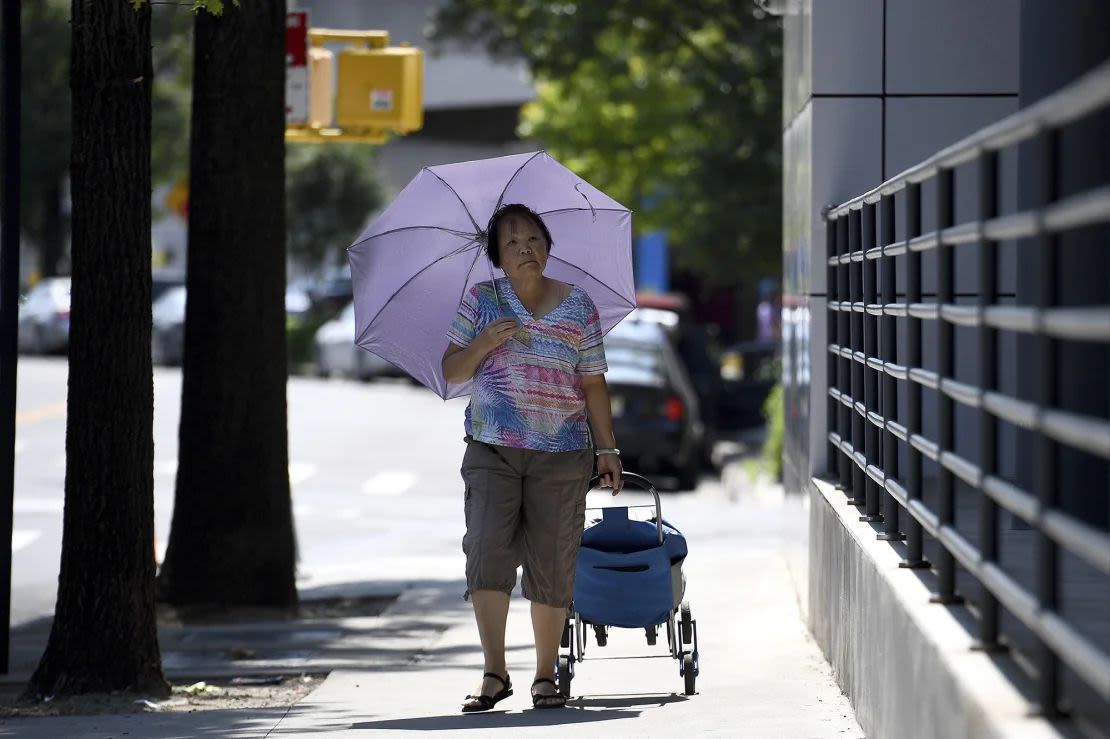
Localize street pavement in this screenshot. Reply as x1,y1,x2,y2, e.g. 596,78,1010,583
2,357,862,737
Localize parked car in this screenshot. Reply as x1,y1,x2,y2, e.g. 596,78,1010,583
623,303,723,456
308,267,353,314
313,301,396,381
151,285,187,366
604,318,706,489
718,339,778,430
151,270,185,304
285,286,313,325
18,277,71,354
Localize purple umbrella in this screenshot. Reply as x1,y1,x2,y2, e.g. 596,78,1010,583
347,151,636,399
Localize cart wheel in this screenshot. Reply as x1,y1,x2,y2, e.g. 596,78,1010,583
594,624,608,647
683,653,696,695
645,625,657,646
681,602,693,645
557,655,573,697
561,618,571,648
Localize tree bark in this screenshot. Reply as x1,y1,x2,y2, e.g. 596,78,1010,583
157,0,297,610
28,0,167,698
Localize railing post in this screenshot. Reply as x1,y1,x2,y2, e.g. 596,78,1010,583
827,217,839,479
848,208,865,506
837,216,852,492
1034,129,1061,717
932,167,962,604
878,194,904,541
861,202,882,522
900,182,929,569
976,149,1002,650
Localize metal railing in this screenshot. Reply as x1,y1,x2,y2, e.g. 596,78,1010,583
823,59,1110,718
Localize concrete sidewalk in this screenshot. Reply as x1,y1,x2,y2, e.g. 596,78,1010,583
0,478,864,738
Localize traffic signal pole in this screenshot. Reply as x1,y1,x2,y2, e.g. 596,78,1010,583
0,0,22,675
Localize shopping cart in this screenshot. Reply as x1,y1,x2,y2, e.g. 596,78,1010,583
558,472,699,696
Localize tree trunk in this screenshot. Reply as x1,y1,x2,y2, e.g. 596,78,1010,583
28,0,167,698
157,0,296,610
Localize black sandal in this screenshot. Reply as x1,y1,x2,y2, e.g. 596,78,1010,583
530,677,567,709
461,672,513,713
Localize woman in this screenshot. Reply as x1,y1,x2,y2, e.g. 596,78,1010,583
442,203,623,711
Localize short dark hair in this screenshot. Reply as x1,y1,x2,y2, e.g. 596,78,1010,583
486,203,554,268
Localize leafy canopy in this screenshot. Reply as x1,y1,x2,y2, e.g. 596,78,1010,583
286,144,382,270
431,0,782,285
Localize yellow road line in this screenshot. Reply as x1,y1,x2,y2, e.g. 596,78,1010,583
15,402,66,427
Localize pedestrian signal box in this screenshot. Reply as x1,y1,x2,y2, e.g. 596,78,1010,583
286,25,424,144
337,44,423,133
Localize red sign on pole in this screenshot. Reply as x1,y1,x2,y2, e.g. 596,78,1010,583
286,11,309,124
286,11,307,66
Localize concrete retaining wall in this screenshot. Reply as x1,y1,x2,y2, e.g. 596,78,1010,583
807,477,1068,739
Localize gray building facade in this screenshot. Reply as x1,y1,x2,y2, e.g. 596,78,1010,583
780,1,1109,736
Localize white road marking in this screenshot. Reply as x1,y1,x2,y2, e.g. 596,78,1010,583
289,462,317,487
14,499,64,514
157,460,315,487
12,530,41,552
361,471,416,497
154,459,178,476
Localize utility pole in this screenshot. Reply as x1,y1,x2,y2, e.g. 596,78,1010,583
0,0,23,674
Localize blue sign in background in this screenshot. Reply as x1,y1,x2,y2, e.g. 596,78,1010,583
634,230,669,293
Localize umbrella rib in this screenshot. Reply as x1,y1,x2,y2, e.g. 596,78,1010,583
493,151,545,215
349,225,476,250
537,206,631,218
441,247,485,397
424,169,483,234
547,254,637,311
355,238,482,343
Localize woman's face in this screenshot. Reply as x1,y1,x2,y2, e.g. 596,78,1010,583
496,214,548,278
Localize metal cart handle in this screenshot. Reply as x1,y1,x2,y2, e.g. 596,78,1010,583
587,472,664,545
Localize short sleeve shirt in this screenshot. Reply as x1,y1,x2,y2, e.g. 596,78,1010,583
447,278,607,452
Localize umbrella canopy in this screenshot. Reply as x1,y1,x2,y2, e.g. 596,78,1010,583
348,151,635,399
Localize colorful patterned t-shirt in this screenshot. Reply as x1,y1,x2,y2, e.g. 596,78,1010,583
446,278,607,452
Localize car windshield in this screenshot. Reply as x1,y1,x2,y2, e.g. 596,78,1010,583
152,286,187,321
604,342,667,386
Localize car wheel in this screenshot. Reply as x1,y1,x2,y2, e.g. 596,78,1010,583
33,326,48,355
355,355,376,383
677,459,700,490
313,347,330,378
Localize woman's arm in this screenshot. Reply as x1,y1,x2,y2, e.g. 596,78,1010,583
442,317,518,384
581,373,624,494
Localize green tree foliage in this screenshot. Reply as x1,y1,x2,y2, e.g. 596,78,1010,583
19,0,197,276
431,1,782,285
20,0,71,278
286,144,382,270
150,4,194,189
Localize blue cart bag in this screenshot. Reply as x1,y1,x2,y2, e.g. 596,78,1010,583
573,506,688,628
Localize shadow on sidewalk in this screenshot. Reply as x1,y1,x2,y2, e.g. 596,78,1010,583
352,706,641,731
346,692,685,732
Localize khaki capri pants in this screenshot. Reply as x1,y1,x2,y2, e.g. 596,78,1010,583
460,438,594,608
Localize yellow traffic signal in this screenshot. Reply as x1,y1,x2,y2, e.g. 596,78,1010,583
336,44,423,133
308,46,334,129
286,27,423,143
